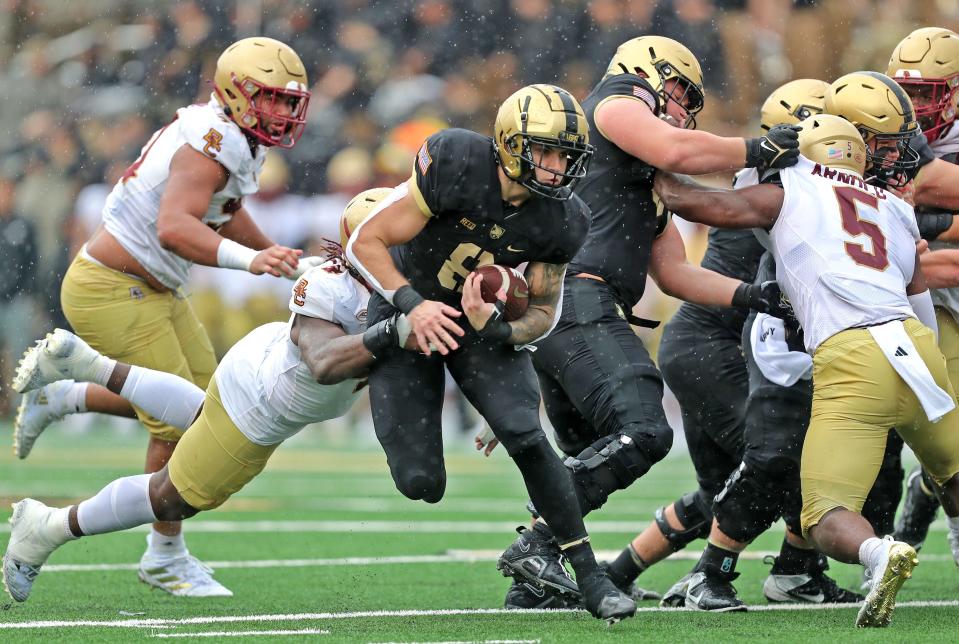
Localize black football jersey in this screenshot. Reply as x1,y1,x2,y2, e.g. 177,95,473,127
395,128,590,305
569,74,667,308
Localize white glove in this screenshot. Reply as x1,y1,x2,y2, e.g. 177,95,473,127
287,256,325,279
473,424,499,457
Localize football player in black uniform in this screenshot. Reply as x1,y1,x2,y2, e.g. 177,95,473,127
597,79,864,609
493,36,802,607
346,84,637,622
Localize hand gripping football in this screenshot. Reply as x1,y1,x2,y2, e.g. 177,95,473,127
474,264,529,321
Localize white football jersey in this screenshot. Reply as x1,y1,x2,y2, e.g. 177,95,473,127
102,96,266,290
771,156,920,352
215,258,370,445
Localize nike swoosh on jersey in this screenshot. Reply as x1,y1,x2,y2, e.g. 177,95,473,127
507,245,525,253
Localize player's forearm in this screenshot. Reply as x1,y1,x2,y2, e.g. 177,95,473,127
658,131,748,175
346,236,411,301
304,334,373,384
156,212,228,265
654,172,756,229
218,209,274,250
920,249,959,289
508,304,556,345
915,161,959,211
655,263,740,307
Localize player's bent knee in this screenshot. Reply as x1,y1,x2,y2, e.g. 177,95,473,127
713,462,783,543
149,468,202,520
393,469,446,504
655,490,712,551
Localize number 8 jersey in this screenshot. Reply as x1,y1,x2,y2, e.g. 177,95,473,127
770,156,921,352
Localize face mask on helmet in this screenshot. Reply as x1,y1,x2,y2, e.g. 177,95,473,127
862,130,921,189
896,77,959,144
656,67,704,130
228,77,311,148
504,133,593,200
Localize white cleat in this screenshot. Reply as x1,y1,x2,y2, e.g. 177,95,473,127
948,530,959,568
13,380,75,459
2,499,69,602
138,553,233,597
856,539,918,628
12,329,107,394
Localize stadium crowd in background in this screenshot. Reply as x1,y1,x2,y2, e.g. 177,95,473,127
0,0,956,416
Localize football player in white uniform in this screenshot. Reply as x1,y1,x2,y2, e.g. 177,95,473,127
654,114,959,627
3,189,415,603
10,37,315,596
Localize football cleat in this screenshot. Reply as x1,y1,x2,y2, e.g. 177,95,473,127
892,466,940,550
12,329,108,394
13,380,75,459
504,579,582,610
685,570,747,612
762,554,863,604
948,529,959,567
497,524,580,601
660,571,693,607
856,539,918,628
599,562,661,601
2,499,69,602
580,574,637,624
138,553,233,597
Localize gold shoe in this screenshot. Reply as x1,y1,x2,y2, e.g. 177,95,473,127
856,541,918,628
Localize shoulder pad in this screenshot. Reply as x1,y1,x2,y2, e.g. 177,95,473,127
288,259,352,321
179,103,252,177
597,74,659,113
412,128,495,217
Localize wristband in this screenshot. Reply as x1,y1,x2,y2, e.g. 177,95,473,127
362,316,397,359
216,238,259,271
393,285,425,314
478,302,512,342
731,282,754,309
744,138,762,169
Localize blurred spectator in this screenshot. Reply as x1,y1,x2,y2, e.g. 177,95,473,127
0,168,40,415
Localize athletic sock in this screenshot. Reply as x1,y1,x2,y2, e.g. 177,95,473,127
607,542,647,586
119,365,205,430
75,473,158,536
946,515,959,563
63,381,88,414
775,538,816,575
858,536,887,576
145,527,188,562
696,542,740,577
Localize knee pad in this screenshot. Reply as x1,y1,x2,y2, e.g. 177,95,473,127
713,462,784,543
654,490,712,551
564,422,672,512
393,469,445,504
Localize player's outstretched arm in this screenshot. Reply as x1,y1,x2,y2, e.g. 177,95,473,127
914,158,959,211
653,171,783,230
156,146,301,276
594,98,799,175
347,185,464,355
294,315,377,384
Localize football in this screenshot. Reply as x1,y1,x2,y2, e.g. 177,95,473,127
474,264,529,321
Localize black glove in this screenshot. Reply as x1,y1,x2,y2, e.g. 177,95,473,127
477,300,512,342
733,280,796,322
745,125,801,171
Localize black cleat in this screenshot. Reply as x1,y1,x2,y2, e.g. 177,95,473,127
660,571,692,607
497,524,581,601
762,555,863,604
893,466,940,550
685,570,747,612
580,574,637,624
599,563,661,601
504,579,582,610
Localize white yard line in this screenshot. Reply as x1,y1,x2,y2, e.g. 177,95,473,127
152,629,330,638
39,549,957,573
368,640,539,644
3,602,959,630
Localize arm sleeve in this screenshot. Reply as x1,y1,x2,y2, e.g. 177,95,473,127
915,211,954,241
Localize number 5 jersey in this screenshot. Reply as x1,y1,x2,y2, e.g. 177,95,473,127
769,156,921,353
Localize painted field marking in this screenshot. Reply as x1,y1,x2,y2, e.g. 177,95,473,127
368,640,539,644
3,602,959,630
152,629,329,638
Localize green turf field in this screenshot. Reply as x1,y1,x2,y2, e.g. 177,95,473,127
0,420,956,642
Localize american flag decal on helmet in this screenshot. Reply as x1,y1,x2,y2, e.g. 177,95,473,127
417,142,432,174
632,85,656,109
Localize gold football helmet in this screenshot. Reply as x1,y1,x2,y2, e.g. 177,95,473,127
760,79,828,132
797,114,867,176
606,36,705,128
213,37,311,148
494,84,593,200
825,71,920,186
887,27,959,143
341,187,393,249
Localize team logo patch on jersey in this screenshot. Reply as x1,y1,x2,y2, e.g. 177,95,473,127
202,128,223,158
293,278,309,307
356,308,368,323
417,142,432,174
490,224,505,239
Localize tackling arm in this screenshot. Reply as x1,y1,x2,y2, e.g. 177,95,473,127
653,171,783,230
648,220,741,306
914,158,959,211
293,315,375,385
217,206,275,251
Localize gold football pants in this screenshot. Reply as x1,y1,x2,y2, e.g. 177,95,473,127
60,254,216,441
168,377,278,510
801,318,959,535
